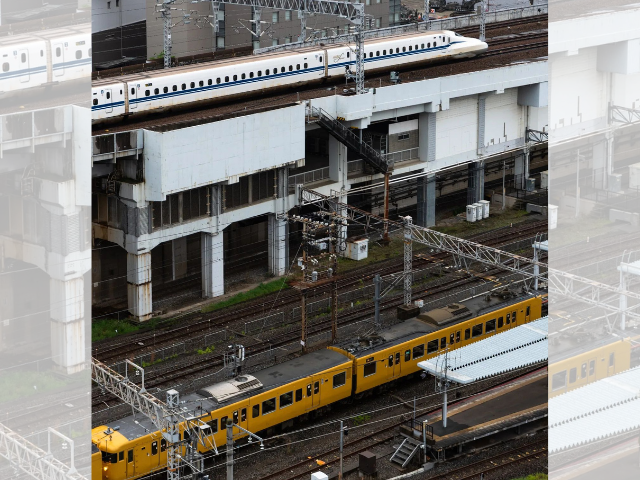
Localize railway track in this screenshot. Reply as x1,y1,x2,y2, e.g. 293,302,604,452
485,41,548,57
94,220,547,364
428,440,548,480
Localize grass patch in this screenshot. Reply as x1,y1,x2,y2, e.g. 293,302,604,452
197,346,216,355
510,474,547,480
202,278,290,313
141,354,177,368
0,371,67,402
92,318,142,342
352,414,371,426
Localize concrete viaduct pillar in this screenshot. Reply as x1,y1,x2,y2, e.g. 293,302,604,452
50,277,86,374
416,174,436,227
329,135,348,185
202,232,224,298
467,160,486,205
127,252,152,321
268,214,288,276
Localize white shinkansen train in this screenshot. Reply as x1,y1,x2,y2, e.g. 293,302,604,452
0,25,91,94
92,30,487,123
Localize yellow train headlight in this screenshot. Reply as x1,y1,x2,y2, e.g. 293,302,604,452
103,466,108,471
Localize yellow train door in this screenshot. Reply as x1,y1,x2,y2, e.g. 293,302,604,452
125,447,136,478
393,351,402,378
312,378,321,408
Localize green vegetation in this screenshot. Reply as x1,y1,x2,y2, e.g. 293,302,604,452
197,346,216,355
0,371,67,402
92,318,142,342
352,414,371,426
141,354,177,368
202,279,290,313
510,474,547,480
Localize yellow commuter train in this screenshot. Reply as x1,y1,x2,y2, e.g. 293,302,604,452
92,291,544,479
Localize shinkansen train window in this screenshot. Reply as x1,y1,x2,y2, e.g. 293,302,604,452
190,82,195,88
199,80,204,86
295,389,302,401
145,90,150,96
581,363,587,378
208,79,212,85
92,99,98,106
217,78,221,84
263,398,276,415
609,353,615,367
396,48,399,53
181,83,186,90
440,337,446,349
347,52,350,58
364,362,376,377
40,50,44,57
472,324,483,337
280,392,293,408
241,73,246,79
552,371,567,391
498,316,504,328
75,50,81,60
288,66,293,72
376,51,380,56
456,331,461,343
333,372,346,388
304,63,308,68
172,85,177,91
405,350,410,362
154,88,159,95
163,87,168,93
151,442,158,455
127,450,133,463
421,43,424,49
225,76,229,82
20,53,26,62
208,418,218,433
56,47,61,57
589,360,595,375
296,64,300,70
408,46,412,51
119,451,124,462
252,405,260,418
161,439,166,452
265,69,270,75
427,43,430,48
569,368,577,383
486,319,496,333
413,344,424,358
233,75,237,81
281,67,285,73
250,72,254,78
106,92,111,99
319,56,323,62
464,329,470,340
427,340,438,354
307,384,312,396
434,42,437,47
415,44,418,50
131,87,135,95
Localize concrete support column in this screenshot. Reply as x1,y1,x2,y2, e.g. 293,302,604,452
329,135,348,185
172,237,188,280
50,277,85,374
127,252,152,321
416,174,436,227
202,232,224,298
467,160,485,205
514,154,526,190
268,214,288,276
592,141,607,190
418,111,437,163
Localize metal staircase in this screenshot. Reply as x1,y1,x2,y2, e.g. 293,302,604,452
307,106,390,174
390,435,422,468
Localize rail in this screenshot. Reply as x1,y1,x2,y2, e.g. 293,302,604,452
307,106,390,173
254,4,548,54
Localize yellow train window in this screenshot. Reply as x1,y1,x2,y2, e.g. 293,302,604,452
295,389,302,402
252,405,260,418
569,368,577,383
307,384,312,396
118,451,124,462
498,317,504,328
427,340,438,354
333,372,346,388
395,352,400,365
151,442,158,456
449,333,454,344
413,344,424,359
280,392,293,407
526,306,530,316
472,324,483,337
581,363,587,378
512,311,517,321
221,415,228,427
364,362,376,377
314,381,319,394
241,408,247,421
405,350,410,362
464,329,470,340
456,331,460,342
486,319,496,333
208,419,218,433
388,355,393,367
262,398,276,415
589,360,595,375
233,411,239,423
440,337,446,349
128,450,133,463
506,313,511,324
161,439,166,452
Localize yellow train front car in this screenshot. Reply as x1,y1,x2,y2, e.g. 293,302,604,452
92,291,545,479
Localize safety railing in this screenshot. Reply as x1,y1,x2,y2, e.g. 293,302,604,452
383,147,419,164
288,166,331,193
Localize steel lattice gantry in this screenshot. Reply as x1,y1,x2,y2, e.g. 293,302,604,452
299,188,640,323
0,423,87,480
91,358,215,480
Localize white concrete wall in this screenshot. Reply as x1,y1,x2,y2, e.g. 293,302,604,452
435,95,478,165
92,0,146,33
144,105,306,201
485,89,523,149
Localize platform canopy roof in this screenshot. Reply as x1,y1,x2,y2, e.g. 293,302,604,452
417,317,548,384
549,366,640,453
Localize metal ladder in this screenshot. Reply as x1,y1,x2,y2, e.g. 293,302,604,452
390,436,422,468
